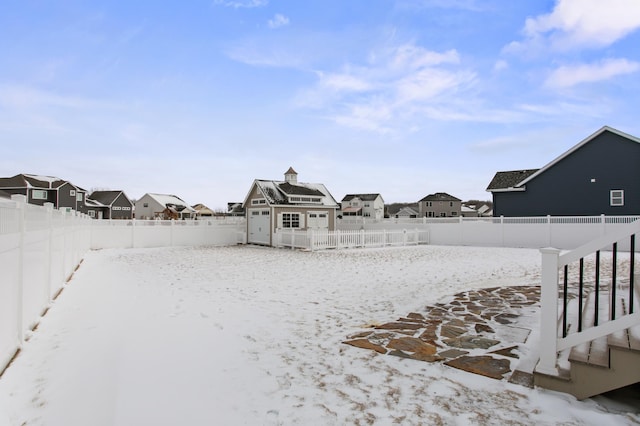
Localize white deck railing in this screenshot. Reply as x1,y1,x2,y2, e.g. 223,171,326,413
537,219,640,375
274,228,430,251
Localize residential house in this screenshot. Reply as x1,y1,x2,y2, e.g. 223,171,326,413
340,193,385,219
487,126,640,216
461,202,493,217
394,206,419,218
193,203,214,217
242,167,339,246
227,202,245,217
418,193,462,217
0,174,88,213
134,193,196,220
87,190,134,219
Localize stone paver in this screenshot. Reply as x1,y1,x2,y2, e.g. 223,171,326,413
342,285,540,384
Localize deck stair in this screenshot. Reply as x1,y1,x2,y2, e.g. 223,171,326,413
535,282,640,399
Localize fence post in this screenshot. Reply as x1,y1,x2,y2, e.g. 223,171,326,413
601,214,606,237
402,229,407,246
500,215,504,246
170,219,175,247
45,203,54,300
547,215,552,247
309,229,315,251
11,195,26,344
131,219,136,248
537,247,561,375
360,229,365,247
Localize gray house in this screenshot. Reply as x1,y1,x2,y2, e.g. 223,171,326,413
487,126,640,216
87,190,134,219
0,174,88,214
418,192,462,217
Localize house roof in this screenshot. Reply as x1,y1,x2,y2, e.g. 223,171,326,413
0,174,67,189
487,126,640,193
85,198,107,208
486,169,539,192
515,126,640,189
396,206,419,216
247,179,338,207
341,193,381,202
419,192,461,202
89,190,128,206
143,193,196,213
342,206,362,213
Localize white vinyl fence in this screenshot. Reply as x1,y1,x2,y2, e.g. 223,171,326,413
0,196,91,374
274,228,430,250
0,196,246,374
338,216,640,250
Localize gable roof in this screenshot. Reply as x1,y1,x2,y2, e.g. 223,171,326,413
0,174,66,189
143,193,196,213
487,126,640,193
341,193,382,202
419,192,461,202
246,179,338,207
515,126,640,188
89,190,129,206
486,169,539,192
396,206,419,216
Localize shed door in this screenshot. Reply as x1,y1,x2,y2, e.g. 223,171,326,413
248,209,270,245
307,211,329,229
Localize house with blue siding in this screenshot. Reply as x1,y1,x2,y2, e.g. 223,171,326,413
486,126,640,217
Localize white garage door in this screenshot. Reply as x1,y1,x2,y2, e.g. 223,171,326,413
248,209,270,245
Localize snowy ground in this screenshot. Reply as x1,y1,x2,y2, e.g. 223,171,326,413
0,245,638,425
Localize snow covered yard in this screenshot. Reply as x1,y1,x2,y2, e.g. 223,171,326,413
0,245,637,425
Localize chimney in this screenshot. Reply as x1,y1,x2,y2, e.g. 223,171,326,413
284,167,298,184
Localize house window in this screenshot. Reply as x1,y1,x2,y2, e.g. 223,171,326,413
282,213,301,228
610,190,624,206
123,207,131,211
76,193,83,202
113,206,122,211
449,201,453,207
251,211,260,216
252,198,267,205
451,211,458,216
440,212,446,217
261,210,270,215
70,190,76,196
32,190,48,200
143,203,149,208
88,210,95,218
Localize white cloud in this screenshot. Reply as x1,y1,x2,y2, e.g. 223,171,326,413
509,0,640,52
544,58,640,88
213,0,267,9
268,14,290,29
295,43,479,133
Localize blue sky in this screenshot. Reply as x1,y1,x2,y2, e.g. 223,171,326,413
2,0,640,210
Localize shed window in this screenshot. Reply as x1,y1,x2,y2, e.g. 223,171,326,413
282,213,301,228
610,190,624,206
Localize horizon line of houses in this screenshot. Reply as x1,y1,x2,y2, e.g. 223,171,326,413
1,125,638,247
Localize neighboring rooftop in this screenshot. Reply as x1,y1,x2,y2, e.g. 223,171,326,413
486,169,539,191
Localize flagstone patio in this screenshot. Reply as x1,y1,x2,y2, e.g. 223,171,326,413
343,285,541,385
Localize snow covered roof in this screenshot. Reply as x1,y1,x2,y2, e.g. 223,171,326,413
249,179,338,207
341,194,382,202
145,193,196,212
